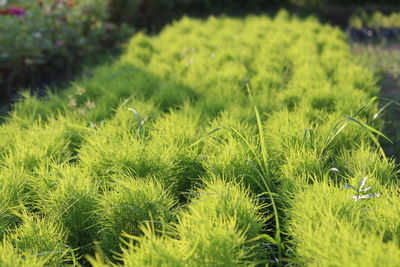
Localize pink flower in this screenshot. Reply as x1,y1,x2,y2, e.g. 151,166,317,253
56,40,65,47
0,7,26,17
104,24,113,31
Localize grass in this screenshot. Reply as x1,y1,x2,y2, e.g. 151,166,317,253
0,11,398,266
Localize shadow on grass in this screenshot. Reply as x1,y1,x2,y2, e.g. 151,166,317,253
0,50,122,122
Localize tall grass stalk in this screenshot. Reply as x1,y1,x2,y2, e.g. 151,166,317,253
231,84,283,265
322,97,396,158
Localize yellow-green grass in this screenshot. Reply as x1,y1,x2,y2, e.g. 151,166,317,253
0,11,398,266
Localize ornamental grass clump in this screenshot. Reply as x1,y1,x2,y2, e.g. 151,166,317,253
289,183,400,266
173,177,269,265
150,105,206,196
37,166,100,253
201,121,261,191
101,177,269,266
0,171,25,240
78,116,177,187
8,213,71,266
0,239,49,267
96,178,176,254
2,123,71,173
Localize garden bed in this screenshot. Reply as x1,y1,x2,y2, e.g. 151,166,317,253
0,12,399,266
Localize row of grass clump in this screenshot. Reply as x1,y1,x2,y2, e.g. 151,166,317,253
0,11,399,266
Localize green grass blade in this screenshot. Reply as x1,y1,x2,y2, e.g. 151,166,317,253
127,108,143,133
351,96,377,117
246,84,269,175
189,127,223,148
344,115,393,144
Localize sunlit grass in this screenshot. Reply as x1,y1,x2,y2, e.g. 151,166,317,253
0,11,398,266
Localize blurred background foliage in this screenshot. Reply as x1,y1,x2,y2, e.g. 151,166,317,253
0,0,399,100
0,0,132,99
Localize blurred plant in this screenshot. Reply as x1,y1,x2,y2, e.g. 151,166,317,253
350,11,400,30
0,7,26,16
0,0,133,98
